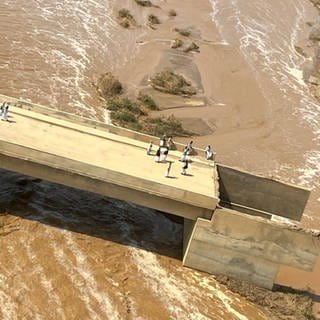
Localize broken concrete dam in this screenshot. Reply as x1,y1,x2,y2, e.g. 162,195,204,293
0,94,319,293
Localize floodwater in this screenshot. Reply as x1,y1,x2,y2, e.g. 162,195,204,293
210,0,320,228
0,0,319,319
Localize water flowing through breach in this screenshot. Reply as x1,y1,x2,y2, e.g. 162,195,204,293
210,0,320,225
0,0,319,318
0,171,266,319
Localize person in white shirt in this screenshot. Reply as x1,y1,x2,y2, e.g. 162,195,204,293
1,103,9,121
204,145,214,160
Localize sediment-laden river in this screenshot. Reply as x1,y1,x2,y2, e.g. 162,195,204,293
0,0,319,319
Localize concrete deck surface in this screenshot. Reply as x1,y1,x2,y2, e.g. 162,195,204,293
0,105,216,207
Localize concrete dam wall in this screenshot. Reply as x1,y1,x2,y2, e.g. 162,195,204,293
216,164,310,221
0,94,319,292
183,165,319,291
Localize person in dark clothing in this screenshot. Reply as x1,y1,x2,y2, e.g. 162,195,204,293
181,160,189,175
154,148,161,162
147,141,153,155
1,102,9,121
0,102,5,117
165,161,172,178
161,148,169,162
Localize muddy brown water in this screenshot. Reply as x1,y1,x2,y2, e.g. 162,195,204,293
0,0,319,319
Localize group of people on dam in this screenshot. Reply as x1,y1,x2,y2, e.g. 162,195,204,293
146,134,215,178
0,99,214,179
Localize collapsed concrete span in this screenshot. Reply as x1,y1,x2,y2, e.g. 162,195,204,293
0,94,319,292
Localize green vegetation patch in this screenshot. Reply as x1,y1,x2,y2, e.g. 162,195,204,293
100,74,191,136
106,97,189,136
304,307,316,320
97,72,122,99
150,70,197,96
137,93,159,110
135,0,152,7
111,110,143,131
145,115,188,136
111,110,137,123
107,98,146,116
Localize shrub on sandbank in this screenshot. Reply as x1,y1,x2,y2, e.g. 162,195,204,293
99,74,191,136
107,97,146,116
117,9,136,28
148,14,160,25
174,28,191,37
135,0,152,7
97,72,122,99
105,96,188,136
171,38,183,49
150,70,197,96
145,115,188,136
137,93,159,110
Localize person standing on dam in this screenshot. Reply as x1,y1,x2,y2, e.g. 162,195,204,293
147,141,153,155
204,145,214,160
1,102,9,121
154,147,161,162
165,161,172,178
185,140,193,155
161,148,169,162
181,160,189,175
180,146,188,162
167,136,174,150
0,102,5,117
159,134,167,148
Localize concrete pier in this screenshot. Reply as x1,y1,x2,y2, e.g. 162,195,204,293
183,209,320,289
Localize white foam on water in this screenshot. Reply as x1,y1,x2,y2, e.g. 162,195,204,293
285,66,305,86
22,241,66,320
297,149,320,189
209,0,320,189
130,247,254,320
192,275,253,320
209,0,230,45
295,97,320,138
1,0,120,114
130,247,211,319
0,274,17,320
0,240,45,320
45,228,111,320
63,231,120,320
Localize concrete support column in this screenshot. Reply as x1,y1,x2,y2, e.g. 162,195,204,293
183,218,196,255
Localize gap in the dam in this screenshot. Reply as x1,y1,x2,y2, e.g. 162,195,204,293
215,164,310,221
0,168,184,260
